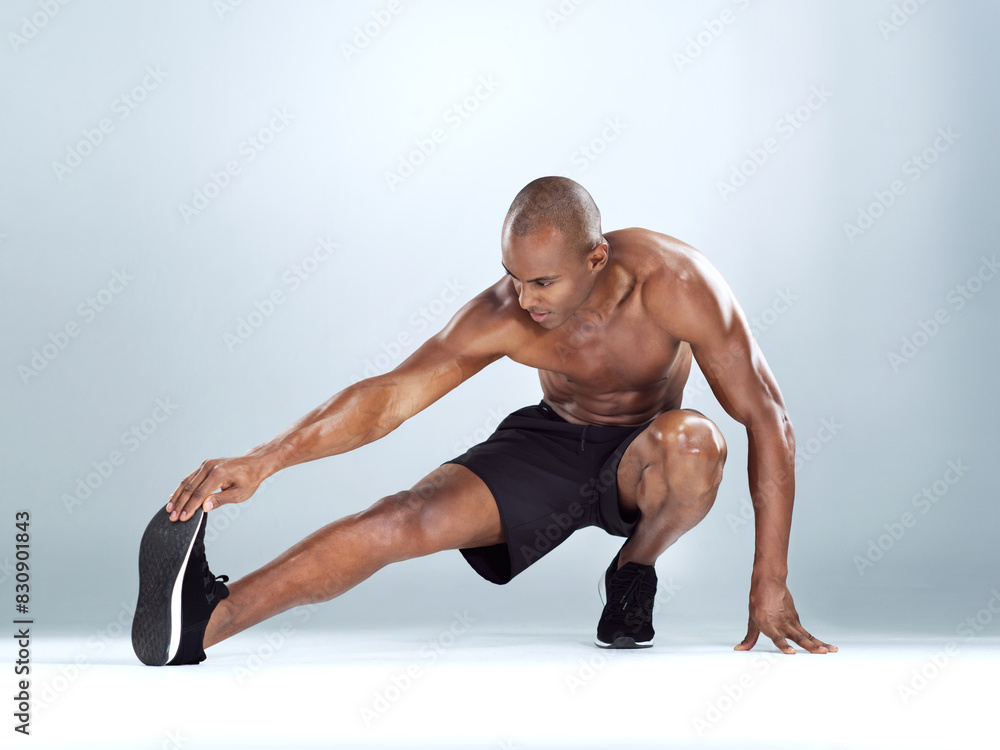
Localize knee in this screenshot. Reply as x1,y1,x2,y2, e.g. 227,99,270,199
361,490,432,559
649,410,727,494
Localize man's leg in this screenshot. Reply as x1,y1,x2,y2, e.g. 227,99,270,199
202,463,503,648
615,408,727,567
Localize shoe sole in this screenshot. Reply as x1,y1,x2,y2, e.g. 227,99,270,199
594,568,653,649
131,507,204,666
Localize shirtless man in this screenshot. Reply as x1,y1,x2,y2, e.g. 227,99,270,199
131,176,835,666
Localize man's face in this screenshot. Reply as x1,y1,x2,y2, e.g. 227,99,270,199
501,226,604,330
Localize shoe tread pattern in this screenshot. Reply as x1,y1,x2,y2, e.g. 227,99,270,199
131,507,203,666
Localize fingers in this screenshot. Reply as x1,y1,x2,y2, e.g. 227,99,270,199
736,617,837,654
167,461,224,522
768,624,837,655
733,617,760,651
790,631,838,654
166,470,197,512
202,486,241,513
771,637,797,655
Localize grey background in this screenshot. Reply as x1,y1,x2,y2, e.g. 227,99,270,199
1,0,997,644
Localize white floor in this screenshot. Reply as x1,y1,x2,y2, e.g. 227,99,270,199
23,627,997,749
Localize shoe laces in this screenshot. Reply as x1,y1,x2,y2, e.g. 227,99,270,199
607,566,655,625
192,522,229,603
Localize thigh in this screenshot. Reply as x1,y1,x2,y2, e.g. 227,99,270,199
402,462,506,553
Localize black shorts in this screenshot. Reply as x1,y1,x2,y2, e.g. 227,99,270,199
445,400,654,584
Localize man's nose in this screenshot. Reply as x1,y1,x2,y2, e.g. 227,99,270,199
517,286,537,310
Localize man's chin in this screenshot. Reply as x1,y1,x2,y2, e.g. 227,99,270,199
533,313,563,329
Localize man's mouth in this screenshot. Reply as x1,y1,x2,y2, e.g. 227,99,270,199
529,311,551,323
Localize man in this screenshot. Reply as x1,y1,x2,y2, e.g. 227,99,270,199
131,176,835,666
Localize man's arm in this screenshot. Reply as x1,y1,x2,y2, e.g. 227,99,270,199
655,250,836,654
167,287,511,522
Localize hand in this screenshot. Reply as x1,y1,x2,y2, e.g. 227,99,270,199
734,579,837,654
165,456,266,522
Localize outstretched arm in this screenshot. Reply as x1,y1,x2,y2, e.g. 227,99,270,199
167,288,510,522
657,250,836,654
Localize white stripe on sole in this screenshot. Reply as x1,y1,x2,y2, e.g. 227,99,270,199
166,512,203,663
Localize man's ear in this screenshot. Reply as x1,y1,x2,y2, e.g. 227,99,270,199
588,241,610,272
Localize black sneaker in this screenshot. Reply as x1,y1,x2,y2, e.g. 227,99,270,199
595,551,657,648
131,506,230,666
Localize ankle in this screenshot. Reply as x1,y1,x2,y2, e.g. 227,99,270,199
202,598,233,649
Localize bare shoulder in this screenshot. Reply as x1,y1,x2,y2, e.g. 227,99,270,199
435,276,531,358
608,227,737,339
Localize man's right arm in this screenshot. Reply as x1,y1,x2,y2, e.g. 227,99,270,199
166,285,512,521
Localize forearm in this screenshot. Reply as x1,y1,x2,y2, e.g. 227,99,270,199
241,378,399,478
746,411,796,583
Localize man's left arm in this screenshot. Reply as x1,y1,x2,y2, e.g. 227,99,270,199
657,251,836,655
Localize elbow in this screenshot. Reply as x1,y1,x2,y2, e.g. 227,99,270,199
344,377,401,439
745,405,794,450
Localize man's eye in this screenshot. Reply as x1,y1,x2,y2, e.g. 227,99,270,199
536,281,551,288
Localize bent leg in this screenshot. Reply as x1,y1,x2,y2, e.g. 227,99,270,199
203,463,503,647
614,409,727,568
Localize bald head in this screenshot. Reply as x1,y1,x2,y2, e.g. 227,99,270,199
502,176,603,255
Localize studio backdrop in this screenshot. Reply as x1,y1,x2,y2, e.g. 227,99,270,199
1,0,997,643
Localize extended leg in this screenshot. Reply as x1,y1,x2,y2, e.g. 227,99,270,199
202,463,503,648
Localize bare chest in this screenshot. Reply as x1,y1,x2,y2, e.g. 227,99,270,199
517,312,683,394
